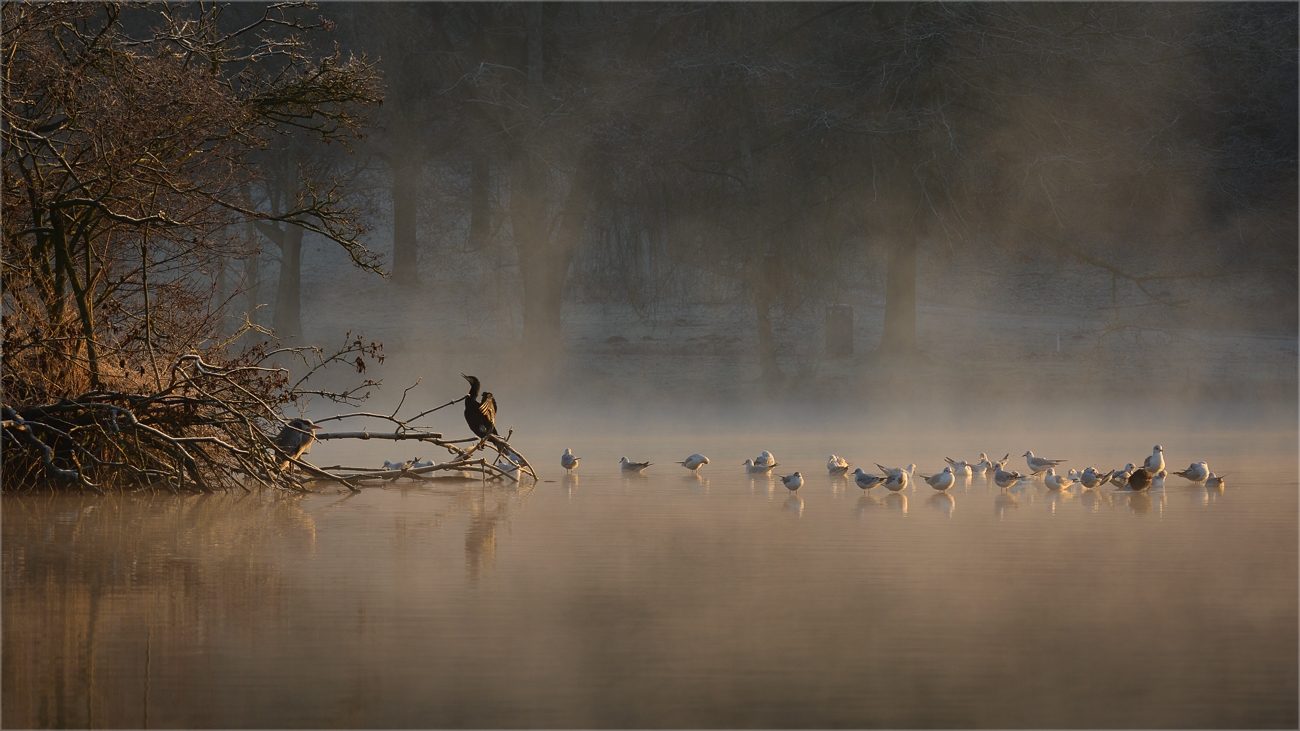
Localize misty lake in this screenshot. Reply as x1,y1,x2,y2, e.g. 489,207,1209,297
4,420,1296,728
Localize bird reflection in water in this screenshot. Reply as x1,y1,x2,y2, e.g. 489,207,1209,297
620,471,650,490
783,495,804,517
885,492,908,514
562,472,578,498
1045,486,1074,514
856,494,884,517
463,483,536,581
993,491,1018,519
684,472,709,492
1199,482,1225,506
927,491,955,518
1127,491,1154,515
1080,488,1107,512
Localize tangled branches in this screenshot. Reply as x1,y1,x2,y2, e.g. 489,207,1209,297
1,332,536,493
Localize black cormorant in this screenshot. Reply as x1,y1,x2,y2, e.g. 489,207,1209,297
461,374,498,439
275,418,321,471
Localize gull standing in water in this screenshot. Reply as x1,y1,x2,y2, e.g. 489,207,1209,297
679,453,710,471
743,459,779,474
1174,462,1209,482
920,467,956,491
876,463,917,479
1204,473,1226,489
1023,451,1066,474
853,468,886,490
1045,468,1076,490
620,457,651,473
755,451,777,467
1143,445,1165,473
1079,467,1113,489
561,449,580,470
882,470,910,492
974,453,1008,474
1108,462,1136,489
993,465,1024,489
827,454,851,475
944,458,974,477
781,472,804,492
1151,469,1167,489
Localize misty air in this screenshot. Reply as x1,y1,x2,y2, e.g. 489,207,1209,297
2,3,1296,728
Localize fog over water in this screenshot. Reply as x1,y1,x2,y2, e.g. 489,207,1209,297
3,3,1297,728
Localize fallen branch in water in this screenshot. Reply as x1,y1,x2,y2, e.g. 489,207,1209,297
2,341,540,492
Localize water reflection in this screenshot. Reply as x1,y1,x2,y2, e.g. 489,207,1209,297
927,492,955,518
684,472,709,492
1124,491,1153,515
994,491,1018,518
856,493,884,516
1044,487,1074,514
885,492,908,514
1201,483,1226,506
1079,488,1106,512
3,444,1292,729
783,495,804,517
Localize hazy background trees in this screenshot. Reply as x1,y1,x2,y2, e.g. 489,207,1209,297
28,1,1285,399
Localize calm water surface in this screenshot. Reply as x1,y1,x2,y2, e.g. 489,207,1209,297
4,424,1296,728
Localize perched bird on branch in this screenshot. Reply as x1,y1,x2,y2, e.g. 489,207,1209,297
461,374,498,439
275,418,321,471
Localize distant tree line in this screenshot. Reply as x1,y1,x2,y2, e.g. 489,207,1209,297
298,2,1293,377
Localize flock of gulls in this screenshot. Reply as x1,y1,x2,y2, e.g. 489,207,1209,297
562,445,1226,492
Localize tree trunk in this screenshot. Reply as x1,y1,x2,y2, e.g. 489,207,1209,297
510,152,598,360
272,225,304,340
753,253,782,381
880,236,917,354
467,150,492,251
391,160,419,285
243,220,261,328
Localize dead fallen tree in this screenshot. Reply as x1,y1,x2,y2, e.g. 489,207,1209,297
1,339,538,493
